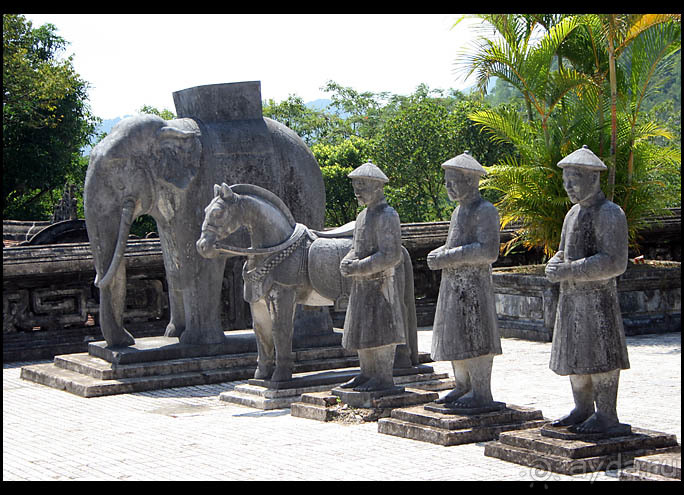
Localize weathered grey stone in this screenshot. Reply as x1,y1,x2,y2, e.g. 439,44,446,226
220,368,363,410
484,426,679,475
197,181,418,384
620,451,681,480
337,163,411,395
545,146,630,435
19,334,361,398
492,262,681,342
378,404,546,446
83,81,326,348
290,364,449,420
428,156,502,411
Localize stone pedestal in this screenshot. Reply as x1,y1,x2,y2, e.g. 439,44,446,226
620,451,681,481
484,425,680,475
290,364,449,421
377,403,546,446
20,329,357,398
291,388,439,422
219,368,360,410
331,385,407,409
220,358,447,411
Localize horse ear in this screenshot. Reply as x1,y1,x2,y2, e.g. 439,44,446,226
219,183,234,201
213,184,221,197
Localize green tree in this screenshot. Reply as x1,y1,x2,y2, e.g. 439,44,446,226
3,14,98,219
263,94,344,146
138,104,175,120
312,135,373,226
462,13,681,256
371,91,515,223
556,14,681,199
372,95,464,222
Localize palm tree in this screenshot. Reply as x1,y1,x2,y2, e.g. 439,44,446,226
456,13,681,256
574,14,681,199
454,14,593,146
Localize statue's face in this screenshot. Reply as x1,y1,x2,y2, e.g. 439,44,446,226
562,167,601,204
445,169,479,202
351,178,384,206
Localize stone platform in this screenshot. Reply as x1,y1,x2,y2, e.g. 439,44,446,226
377,403,546,446
226,362,451,411
20,329,360,398
484,425,680,475
619,451,681,481
290,365,451,422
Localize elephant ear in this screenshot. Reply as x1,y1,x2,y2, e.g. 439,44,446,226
156,122,202,189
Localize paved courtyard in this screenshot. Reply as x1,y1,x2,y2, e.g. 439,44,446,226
3,329,680,481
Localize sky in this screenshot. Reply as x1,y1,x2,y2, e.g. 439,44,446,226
24,14,482,120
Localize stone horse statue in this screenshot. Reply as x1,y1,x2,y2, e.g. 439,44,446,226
196,183,418,382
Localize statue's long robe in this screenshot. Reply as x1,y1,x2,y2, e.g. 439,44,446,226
549,191,630,375
431,198,502,361
342,200,406,351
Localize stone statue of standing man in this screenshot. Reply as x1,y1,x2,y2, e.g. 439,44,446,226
545,145,630,435
428,151,503,411
339,162,406,394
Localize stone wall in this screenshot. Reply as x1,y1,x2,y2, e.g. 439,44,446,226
490,262,681,342
3,209,680,360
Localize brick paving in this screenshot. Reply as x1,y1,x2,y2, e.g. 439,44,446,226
3,330,680,481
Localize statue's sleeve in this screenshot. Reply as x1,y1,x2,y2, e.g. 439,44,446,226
355,209,402,275
441,202,500,266
569,203,628,281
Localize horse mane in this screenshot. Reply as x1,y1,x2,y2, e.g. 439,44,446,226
229,184,296,229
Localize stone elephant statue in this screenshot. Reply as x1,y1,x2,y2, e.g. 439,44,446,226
84,81,325,347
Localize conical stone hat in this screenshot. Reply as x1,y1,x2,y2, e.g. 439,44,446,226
441,150,487,175
348,162,389,183
557,145,607,171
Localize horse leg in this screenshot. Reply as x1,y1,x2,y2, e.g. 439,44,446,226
250,299,275,379
269,286,297,382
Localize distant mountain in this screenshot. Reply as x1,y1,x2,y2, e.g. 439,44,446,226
306,99,333,111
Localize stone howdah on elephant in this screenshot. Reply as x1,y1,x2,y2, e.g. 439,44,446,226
84,81,325,347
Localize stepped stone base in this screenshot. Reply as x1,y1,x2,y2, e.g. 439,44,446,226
484,426,680,475
219,368,361,410
377,403,546,446
20,329,363,398
230,362,449,411
620,451,681,481
290,365,450,421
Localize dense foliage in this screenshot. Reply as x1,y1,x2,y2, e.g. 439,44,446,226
3,14,99,219
457,13,681,256
4,13,680,260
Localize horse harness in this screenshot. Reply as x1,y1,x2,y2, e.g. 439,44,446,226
240,223,315,303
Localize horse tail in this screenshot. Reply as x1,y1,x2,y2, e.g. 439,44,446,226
401,246,419,365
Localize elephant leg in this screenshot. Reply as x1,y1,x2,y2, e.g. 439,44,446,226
269,286,297,382
178,255,227,345
98,261,135,348
157,226,186,339
250,298,275,379
164,285,186,339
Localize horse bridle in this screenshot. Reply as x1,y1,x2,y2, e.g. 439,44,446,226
211,220,310,256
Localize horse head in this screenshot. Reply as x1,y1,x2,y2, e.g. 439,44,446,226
196,183,243,258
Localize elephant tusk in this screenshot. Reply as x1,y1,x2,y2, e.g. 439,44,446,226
94,199,137,289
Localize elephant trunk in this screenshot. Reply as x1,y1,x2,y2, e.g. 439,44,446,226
94,198,137,289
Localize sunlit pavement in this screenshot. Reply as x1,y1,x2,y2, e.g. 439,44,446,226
3,330,680,481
